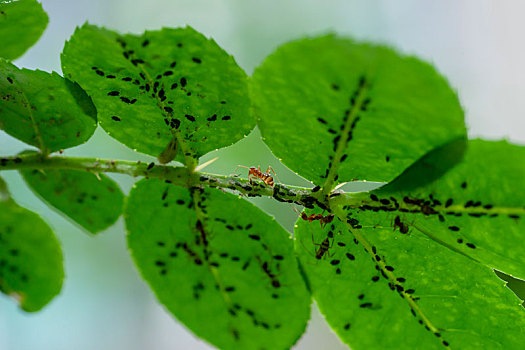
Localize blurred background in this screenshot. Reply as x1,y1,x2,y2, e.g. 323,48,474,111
1,0,524,349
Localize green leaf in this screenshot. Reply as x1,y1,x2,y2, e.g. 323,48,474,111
0,0,48,60
126,180,310,349
20,166,124,234
251,35,466,188
295,208,525,349
0,59,97,154
0,175,63,312
354,139,525,279
61,24,253,164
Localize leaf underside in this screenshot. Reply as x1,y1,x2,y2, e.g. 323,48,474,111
21,167,124,234
0,59,97,153
361,139,525,279
126,180,311,350
251,35,466,186
0,175,63,312
293,139,525,349
295,208,525,350
0,0,49,60
61,24,253,162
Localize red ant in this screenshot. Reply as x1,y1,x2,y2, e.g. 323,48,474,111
235,165,278,187
313,236,333,260
299,233,334,261
295,208,335,228
297,221,336,261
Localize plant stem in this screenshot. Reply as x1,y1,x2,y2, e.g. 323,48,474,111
0,153,349,209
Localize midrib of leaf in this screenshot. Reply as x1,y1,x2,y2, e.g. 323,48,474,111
335,192,525,218
332,205,451,349
444,204,524,216
115,36,197,169
190,188,235,310
321,77,369,196
7,81,47,155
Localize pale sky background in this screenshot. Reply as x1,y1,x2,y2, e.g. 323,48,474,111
1,1,524,349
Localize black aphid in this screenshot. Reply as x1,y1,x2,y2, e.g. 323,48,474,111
170,118,181,129
131,58,144,66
